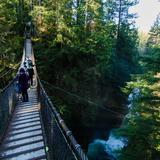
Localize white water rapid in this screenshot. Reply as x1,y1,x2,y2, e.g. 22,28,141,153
104,88,140,159
87,88,140,160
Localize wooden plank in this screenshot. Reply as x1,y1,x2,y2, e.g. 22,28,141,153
9,125,41,135
15,108,39,115
11,121,41,130
12,117,40,126
13,111,39,118
12,114,40,122
4,136,43,148
6,130,42,141
8,149,46,160
1,142,44,157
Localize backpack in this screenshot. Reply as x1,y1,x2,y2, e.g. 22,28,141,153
28,60,33,67
18,73,29,90
15,82,21,93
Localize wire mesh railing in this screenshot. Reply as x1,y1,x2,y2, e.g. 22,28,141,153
0,79,17,142
0,45,25,143
37,77,88,160
41,80,126,118
0,64,20,90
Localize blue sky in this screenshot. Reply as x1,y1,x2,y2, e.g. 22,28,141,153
130,0,160,32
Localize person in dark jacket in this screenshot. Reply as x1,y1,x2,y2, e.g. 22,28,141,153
26,57,34,86
18,68,29,102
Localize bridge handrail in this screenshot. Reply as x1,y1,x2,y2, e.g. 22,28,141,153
0,45,26,93
0,68,14,79
37,76,88,160
0,63,21,92
0,41,26,143
31,40,88,159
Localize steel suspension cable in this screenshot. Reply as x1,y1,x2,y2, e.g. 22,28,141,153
0,63,20,79
41,80,125,118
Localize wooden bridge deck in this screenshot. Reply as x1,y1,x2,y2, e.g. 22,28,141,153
0,39,47,160
0,87,47,160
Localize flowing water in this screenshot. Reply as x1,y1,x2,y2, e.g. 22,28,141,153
44,83,140,159
86,88,140,160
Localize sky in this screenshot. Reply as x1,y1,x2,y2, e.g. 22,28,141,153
130,0,160,32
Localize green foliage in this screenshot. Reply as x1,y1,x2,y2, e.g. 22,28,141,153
116,13,160,160
144,13,160,71
118,73,160,159
0,0,25,71
32,0,139,86
138,31,149,55
30,0,139,135
50,96,72,121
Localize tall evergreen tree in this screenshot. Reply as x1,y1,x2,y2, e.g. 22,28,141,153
116,13,160,160
30,1,140,151
0,0,26,71
114,0,139,59
145,13,160,71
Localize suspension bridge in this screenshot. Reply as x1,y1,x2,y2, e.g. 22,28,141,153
0,39,88,160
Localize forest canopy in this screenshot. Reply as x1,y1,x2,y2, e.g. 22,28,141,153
0,0,159,159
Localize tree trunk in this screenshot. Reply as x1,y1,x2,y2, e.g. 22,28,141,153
116,0,122,57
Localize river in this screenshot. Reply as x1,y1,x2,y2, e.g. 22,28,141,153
70,107,124,160
43,83,127,159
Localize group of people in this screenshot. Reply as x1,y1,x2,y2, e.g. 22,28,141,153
16,57,34,102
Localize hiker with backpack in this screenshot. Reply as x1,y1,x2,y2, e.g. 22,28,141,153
26,57,34,86
18,68,29,102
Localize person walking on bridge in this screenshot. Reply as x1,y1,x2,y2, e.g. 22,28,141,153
18,68,29,102
26,57,34,86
